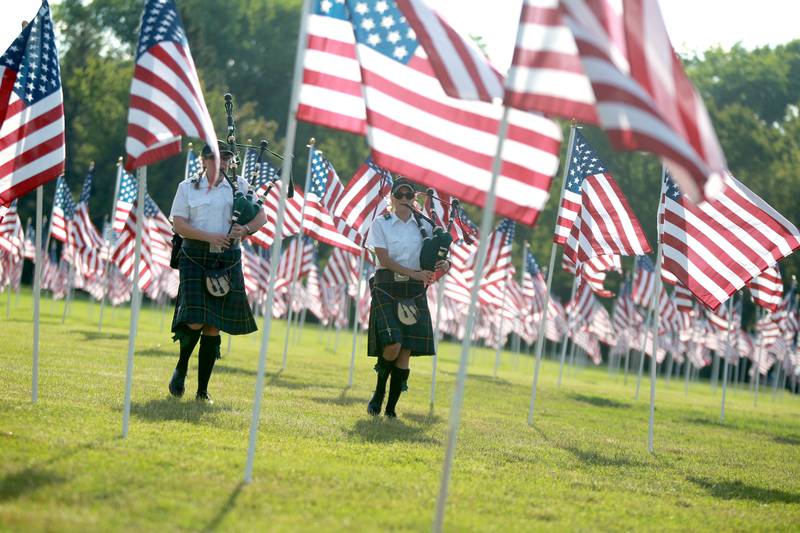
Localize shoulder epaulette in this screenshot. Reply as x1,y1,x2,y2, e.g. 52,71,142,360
383,213,392,220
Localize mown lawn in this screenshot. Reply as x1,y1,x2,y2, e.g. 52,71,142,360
1,289,799,531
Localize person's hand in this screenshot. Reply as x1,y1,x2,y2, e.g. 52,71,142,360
207,233,231,249
411,270,434,284
228,224,249,240
434,260,450,273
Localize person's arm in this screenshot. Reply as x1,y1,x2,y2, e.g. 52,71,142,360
374,247,433,284
173,216,231,249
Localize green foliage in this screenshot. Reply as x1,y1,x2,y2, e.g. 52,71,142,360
1,292,800,530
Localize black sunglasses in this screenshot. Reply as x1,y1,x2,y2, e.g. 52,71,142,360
393,191,415,200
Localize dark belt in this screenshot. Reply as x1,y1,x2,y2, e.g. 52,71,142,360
374,269,422,285
182,238,239,252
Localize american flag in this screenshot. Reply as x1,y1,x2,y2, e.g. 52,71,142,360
49,175,75,243
333,157,393,244
673,283,695,313
0,1,65,206
144,194,173,270
511,0,726,203
22,218,36,260
275,236,314,292
303,148,361,253
522,249,548,312
321,246,358,289
310,0,562,226
0,200,22,254
632,255,661,308
554,130,602,244
242,146,279,187
113,166,137,233
185,146,202,180
504,0,597,123
566,281,595,329
250,181,303,250
660,171,800,310
443,239,477,306
297,0,368,135
111,171,153,291
562,141,650,265
564,253,622,298
422,188,477,244
125,0,219,176
478,219,515,307
395,0,504,101
747,266,783,312
305,258,325,322
771,281,798,339
68,165,105,278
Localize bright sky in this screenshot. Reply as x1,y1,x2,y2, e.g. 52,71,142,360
2,0,799,71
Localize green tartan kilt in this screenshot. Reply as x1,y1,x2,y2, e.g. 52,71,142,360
171,245,257,335
367,271,435,357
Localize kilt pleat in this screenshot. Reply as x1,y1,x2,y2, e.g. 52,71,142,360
367,271,435,357
171,246,257,335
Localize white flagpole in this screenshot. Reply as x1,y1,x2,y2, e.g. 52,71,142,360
753,309,765,406
244,0,312,484
557,275,578,387
281,139,315,371
121,166,146,438
100,157,124,333
493,271,511,378
647,166,667,454
529,122,576,423
720,297,735,422
32,186,43,402
347,248,366,388
430,276,445,411
61,261,74,323
433,106,509,533
635,305,653,399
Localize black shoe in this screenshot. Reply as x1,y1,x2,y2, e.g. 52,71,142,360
169,369,186,398
384,409,397,418
368,390,385,416
195,391,213,404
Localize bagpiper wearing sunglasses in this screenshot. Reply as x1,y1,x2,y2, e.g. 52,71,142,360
167,142,267,403
366,177,451,417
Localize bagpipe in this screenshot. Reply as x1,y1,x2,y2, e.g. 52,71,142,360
222,93,294,231
406,188,459,276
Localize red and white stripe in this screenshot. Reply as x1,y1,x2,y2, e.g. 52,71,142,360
321,247,358,289
111,215,154,291
557,0,727,202
504,0,598,123
564,172,650,265
747,266,783,312
68,202,105,278
397,0,504,102
250,181,303,249
673,283,694,313
661,172,800,311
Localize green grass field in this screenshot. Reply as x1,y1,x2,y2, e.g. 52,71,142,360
1,289,799,531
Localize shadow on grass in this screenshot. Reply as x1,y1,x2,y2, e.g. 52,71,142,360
136,346,173,357
203,481,245,532
560,445,648,468
773,435,800,446
688,477,800,504
570,393,631,409
684,416,726,428
310,388,364,407
267,373,322,391
403,412,442,426
0,467,67,502
130,398,225,423
440,370,510,386
79,330,129,341
347,418,439,445
214,365,257,377
0,438,110,502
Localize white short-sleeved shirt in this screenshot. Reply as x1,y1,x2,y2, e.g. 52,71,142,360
170,174,249,235
367,211,432,271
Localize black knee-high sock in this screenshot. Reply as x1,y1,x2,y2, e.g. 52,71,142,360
385,367,410,415
175,328,202,374
197,335,221,394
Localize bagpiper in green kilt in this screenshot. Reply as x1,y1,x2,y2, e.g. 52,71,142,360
367,269,435,358
171,240,257,337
